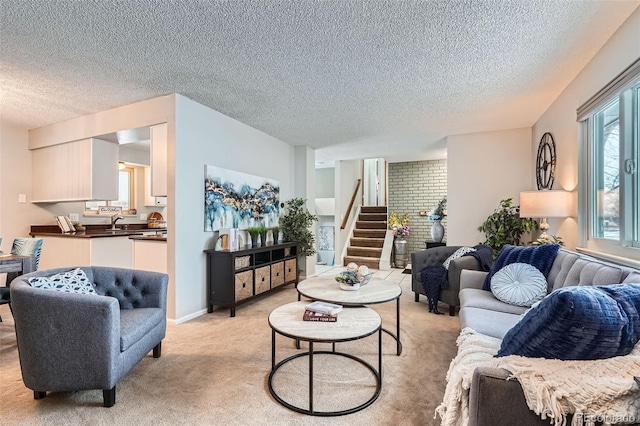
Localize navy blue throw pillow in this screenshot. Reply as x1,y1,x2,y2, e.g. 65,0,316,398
496,284,640,360
483,244,560,291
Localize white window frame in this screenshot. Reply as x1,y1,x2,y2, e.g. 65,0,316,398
84,167,136,215
577,58,640,264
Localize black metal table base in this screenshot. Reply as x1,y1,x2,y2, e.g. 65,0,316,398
382,327,402,356
269,330,382,416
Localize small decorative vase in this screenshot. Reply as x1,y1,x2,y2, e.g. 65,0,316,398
431,220,444,243
260,233,267,245
393,236,408,269
339,282,360,291
271,230,279,244
250,235,258,247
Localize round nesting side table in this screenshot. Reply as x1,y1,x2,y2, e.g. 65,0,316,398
297,276,403,355
268,301,382,416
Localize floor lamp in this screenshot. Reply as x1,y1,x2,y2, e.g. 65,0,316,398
519,190,574,241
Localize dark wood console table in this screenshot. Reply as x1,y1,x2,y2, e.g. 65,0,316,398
204,242,298,317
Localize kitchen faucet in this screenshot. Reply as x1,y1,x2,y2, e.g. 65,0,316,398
110,214,124,230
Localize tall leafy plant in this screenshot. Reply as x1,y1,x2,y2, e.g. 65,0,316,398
478,198,537,257
280,198,318,258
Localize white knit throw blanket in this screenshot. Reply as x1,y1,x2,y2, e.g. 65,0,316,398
435,328,640,426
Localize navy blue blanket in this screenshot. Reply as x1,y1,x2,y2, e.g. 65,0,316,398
420,245,493,313
465,245,493,272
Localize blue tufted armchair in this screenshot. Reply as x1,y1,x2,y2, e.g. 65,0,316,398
10,266,168,407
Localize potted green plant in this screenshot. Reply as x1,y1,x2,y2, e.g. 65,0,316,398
270,226,280,244
247,227,261,247
478,198,537,258
258,226,268,246
280,198,318,275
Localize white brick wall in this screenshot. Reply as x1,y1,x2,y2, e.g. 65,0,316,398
388,160,447,254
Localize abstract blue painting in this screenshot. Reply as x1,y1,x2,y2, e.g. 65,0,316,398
204,165,280,231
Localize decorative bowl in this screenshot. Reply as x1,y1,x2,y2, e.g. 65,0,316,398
339,282,360,291
335,271,373,291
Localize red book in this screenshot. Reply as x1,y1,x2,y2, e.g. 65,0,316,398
303,310,337,322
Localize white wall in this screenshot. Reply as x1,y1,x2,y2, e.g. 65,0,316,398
293,145,316,278
315,167,335,198
0,122,57,253
447,127,533,246
173,94,295,322
532,7,640,254
334,160,363,264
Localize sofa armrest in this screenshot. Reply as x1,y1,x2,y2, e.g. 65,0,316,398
11,281,121,391
469,367,550,426
448,256,481,292
460,269,489,290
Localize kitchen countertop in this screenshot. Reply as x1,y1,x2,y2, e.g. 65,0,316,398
129,235,167,242
30,230,145,238
30,224,166,239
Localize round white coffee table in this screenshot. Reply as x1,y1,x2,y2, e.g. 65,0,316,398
297,276,403,355
268,301,382,416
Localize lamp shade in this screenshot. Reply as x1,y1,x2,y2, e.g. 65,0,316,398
519,190,575,218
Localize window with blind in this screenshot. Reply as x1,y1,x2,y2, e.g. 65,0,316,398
579,60,640,256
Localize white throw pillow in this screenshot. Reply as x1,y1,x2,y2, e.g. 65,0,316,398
28,268,97,295
490,263,547,307
442,246,476,270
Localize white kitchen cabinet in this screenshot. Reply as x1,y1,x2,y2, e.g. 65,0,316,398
144,167,168,206
150,123,167,197
31,138,118,202
37,236,133,270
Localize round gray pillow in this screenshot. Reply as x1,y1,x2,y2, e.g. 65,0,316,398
490,262,547,307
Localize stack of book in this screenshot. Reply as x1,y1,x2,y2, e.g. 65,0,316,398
303,301,342,322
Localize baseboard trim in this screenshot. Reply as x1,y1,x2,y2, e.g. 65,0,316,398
171,308,208,325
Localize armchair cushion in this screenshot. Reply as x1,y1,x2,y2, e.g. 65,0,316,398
120,307,165,352
28,267,97,295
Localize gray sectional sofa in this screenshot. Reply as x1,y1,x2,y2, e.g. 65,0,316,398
457,249,640,425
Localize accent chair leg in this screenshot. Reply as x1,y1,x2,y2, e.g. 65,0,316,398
449,305,456,316
34,391,47,400
414,293,419,302
153,342,162,358
103,386,115,407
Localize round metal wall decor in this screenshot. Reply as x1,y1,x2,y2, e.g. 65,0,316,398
536,132,556,190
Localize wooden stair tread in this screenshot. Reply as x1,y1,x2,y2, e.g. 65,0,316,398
350,237,384,248
354,229,386,237
347,247,382,256
361,206,388,213
343,255,380,268
356,221,387,229
358,213,387,221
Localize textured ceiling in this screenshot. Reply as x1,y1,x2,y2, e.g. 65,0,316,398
1,1,638,163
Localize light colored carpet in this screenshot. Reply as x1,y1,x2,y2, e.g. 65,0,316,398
0,268,459,425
